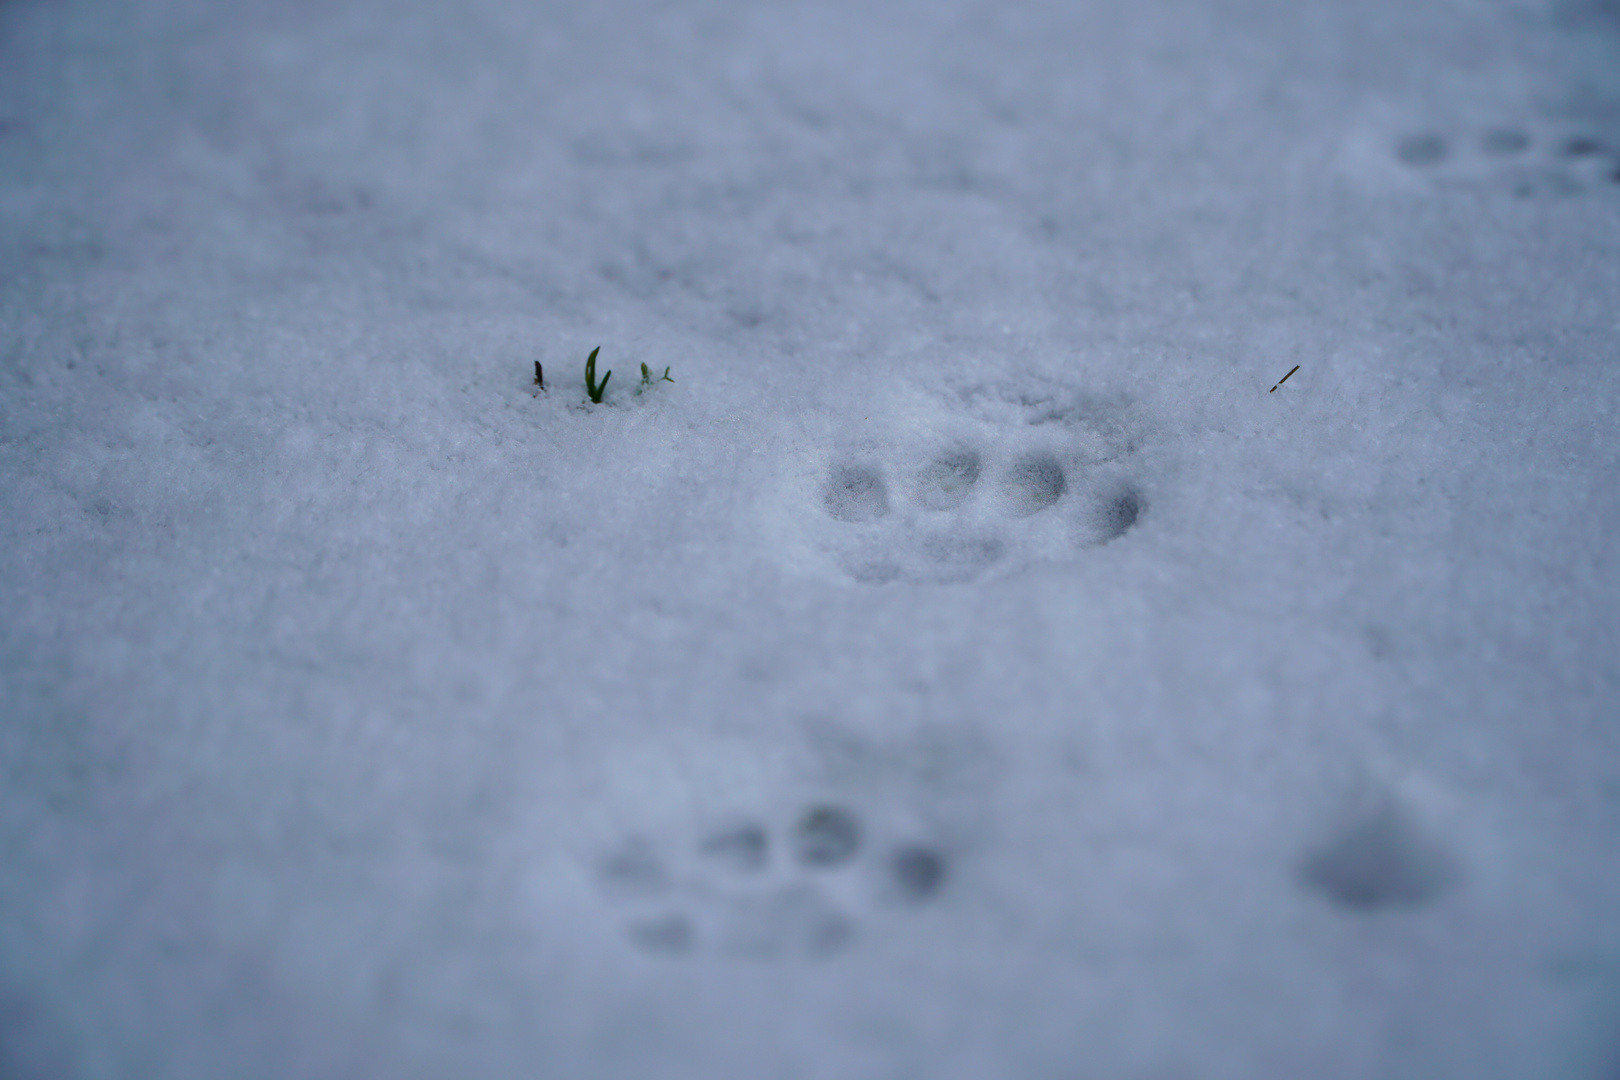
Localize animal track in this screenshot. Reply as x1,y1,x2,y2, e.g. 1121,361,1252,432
1001,452,1067,516
890,844,948,901
916,449,981,511
595,803,949,960
800,380,1144,585
1391,121,1620,199
1298,803,1459,912
794,805,862,866
824,464,890,523
1090,487,1143,544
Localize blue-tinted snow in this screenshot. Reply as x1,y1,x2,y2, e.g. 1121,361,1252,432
2,0,1618,1076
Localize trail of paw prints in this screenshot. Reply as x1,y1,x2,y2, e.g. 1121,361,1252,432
595,804,949,960
813,382,1144,585
1393,122,1620,199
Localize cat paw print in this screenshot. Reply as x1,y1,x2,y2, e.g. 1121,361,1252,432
809,381,1144,585
595,804,949,960
1393,123,1620,199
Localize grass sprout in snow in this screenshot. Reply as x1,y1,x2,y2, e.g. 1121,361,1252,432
639,362,674,392
584,346,610,403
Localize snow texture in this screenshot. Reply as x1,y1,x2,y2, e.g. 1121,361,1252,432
2,0,1619,1076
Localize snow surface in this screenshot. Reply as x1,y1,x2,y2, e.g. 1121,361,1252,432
2,0,1619,1076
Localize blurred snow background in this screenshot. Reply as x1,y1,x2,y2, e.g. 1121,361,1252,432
1,0,1618,1076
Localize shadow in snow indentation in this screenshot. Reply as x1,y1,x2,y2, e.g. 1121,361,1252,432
1299,804,1459,912
1000,453,1066,516
1393,119,1620,200
916,449,982,511
891,844,948,901
1093,488,1142,543
810,380,1148,583
596,801,949,961
794,805,862,868
824,464,890,523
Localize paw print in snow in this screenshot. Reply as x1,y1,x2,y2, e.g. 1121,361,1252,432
824,464,892,523
1392,123,1620,199
1298,801,1460,912
803,379,1144,585
595,804,948,960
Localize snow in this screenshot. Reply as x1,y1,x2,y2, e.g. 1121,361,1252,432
1,0,1618,1076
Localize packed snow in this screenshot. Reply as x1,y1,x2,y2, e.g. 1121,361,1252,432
2,0,1618,1076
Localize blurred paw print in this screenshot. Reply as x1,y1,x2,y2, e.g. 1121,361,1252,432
595,802,949,961
1394,124,1620,199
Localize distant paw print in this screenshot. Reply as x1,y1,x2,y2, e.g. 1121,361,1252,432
811,381,1143,585
1394,124,1620,198
596,804,948,960
1297,801,1460,913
